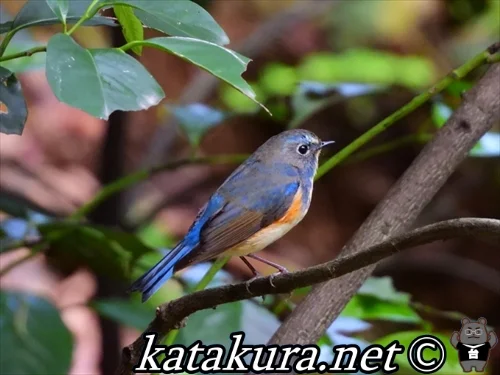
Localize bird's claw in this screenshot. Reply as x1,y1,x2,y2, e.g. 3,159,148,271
245,276,258,294
269,267,289,288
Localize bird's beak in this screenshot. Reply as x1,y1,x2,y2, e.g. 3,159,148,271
319,140,335,149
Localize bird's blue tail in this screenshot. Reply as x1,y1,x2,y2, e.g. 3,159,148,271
129,242,193,302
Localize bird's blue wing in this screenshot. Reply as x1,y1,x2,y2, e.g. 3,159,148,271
129,160,300,302
174,180,300,269
129,193,225,301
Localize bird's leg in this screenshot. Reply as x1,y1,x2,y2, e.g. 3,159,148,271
246,254,288,288
247,254,288,273
240,257,262,297
240,256,261,278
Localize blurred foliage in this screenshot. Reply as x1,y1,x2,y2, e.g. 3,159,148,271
0,291,73,374
168,103,230,148
0,0,499,374
38,222,154,279
341,277,422,324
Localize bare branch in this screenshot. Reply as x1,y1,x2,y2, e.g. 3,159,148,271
115,218,500,375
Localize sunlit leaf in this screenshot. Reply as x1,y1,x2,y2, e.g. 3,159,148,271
0,67,27,135
340,277,422,323
46,33,164,119
0,291,73,375
341,295,422,323
259,63,297,96
98,0,229,45
114,5,144,55
298,49,435,89
168,103,229,147
136,222,176,249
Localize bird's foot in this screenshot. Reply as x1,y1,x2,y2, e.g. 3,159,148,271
269,266,289,288
245,276,259,294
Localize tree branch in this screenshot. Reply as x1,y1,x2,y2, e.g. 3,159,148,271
265,62,500,354
316,42,500,178
115,218,500,375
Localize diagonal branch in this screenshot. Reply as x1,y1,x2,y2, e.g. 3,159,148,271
265,62,500,354
115,217,500,375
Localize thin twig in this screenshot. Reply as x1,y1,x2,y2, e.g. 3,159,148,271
0,46,46,63
71,154,247,220
315,42,500,179
115,218,500,375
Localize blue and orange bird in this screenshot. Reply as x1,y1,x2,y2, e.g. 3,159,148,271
130,129,334,302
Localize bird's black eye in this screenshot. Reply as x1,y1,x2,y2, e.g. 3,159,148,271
297,144,310,155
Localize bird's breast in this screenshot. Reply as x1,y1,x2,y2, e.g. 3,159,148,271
225,186,310,257
224,221,297,257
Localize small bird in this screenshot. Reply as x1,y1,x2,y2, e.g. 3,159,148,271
130,129,334,301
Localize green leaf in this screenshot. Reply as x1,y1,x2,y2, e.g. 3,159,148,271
176,300,280,347
446,80,473,97
290,82,383,128
1,0,116,34
0,291,73,375
136,222,176,249
298,49,436,89
99,0,229,45
358,276,411,303
341,295,422,323
92,298,154,330
375,331,463,374
431,102,452,128
131,37,263,109
114,5,144,56
46,0,69,24
168,103,229,147
46,33,164,119
0,66,28,135
38,222,154,279
341,277,422,323
259,63,298,96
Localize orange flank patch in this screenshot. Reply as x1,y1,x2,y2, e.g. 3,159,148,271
276,187,303,225
224,188,305,257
